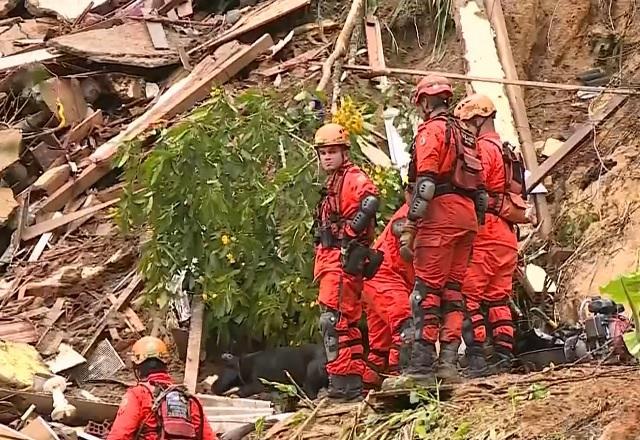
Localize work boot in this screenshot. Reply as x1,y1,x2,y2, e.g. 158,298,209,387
381,340,437,390
465,345,489,378
489,347,514,375
436,342,462,383
320,374,363,402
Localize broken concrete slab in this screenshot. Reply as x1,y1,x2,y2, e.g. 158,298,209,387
0,128,21,173
49,21,195,68
26,0,112,22
0,187,18,227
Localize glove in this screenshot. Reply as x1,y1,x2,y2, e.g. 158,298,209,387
398,220,417,263
525,203,538,225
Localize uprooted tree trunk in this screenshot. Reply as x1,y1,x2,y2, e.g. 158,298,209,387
316,0,365,95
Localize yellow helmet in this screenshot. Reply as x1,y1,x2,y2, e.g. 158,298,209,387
131,336,170,365
314,123,350,148
454,94,496,121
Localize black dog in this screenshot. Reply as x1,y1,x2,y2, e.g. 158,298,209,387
211,344,328,399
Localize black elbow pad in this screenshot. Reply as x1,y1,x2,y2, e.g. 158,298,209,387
350,195,380,233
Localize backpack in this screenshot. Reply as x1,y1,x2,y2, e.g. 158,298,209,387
444,116,484,192
492,141,529,224
137,383,203,440
407,115,484,194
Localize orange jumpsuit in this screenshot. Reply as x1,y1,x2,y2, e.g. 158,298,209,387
462,132,518,352
362,204,413,387
314,161,378,377
412,117,478,344
107,372,218,440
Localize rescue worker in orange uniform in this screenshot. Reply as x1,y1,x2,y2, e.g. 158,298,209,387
361,192,414,390
454,94,532,377
107,337,218,440
385,75,486,387
312,123,381,401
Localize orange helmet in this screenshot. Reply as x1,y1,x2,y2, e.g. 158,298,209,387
413,75,453,104
454,94,496,121
314,123,350,149
131,336,170,365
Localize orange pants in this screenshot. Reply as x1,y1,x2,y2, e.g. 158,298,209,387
318,271,365,377
462,244,517,351
413,228,476,344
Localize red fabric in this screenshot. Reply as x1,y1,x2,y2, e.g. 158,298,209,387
362,300,390,388
414,118,477,233
362,204,413,373
413,228,475,343
476,132,517,250
314,163,378,280
317,272,365,376
462,243,518,350
107,372,218,440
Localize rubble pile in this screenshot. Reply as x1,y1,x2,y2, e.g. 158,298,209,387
0,0,339,437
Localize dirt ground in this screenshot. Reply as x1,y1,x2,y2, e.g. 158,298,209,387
262,366,640,440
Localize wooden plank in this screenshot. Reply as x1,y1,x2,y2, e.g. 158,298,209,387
188,0,309,55
123,308,146,332
40,34,274,213
143,9,170,50
44,298,66,326
340,64,640,96
23,198,119,241
184,296,204,393
107,292,145,332
65,109,103,144
63,195,96,238
196,394,273,409
82,274,143,356
28,212,63,262
0,388,119,424
258,45,328,77
0,189,30,266
525,95,627,192
0,49,60,72
0,320,37,343
364,16,384,71
483,0,551,235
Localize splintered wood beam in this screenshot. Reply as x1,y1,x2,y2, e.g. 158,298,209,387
339,64,640,95
482,0,552,237
525,94,627,192
184,296,204,393
82,274,143,356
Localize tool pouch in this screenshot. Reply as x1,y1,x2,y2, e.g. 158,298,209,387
362,249,384,279
474,189,489,225
341,240,369,276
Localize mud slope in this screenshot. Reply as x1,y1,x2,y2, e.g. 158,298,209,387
264,366,640,440
500,0,640,317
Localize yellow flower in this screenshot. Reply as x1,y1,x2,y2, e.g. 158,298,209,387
226,253,236,264
381,188,388,196
221,234,230,245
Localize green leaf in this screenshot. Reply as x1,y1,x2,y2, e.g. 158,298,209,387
623,332,640,357
599,272,640,306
